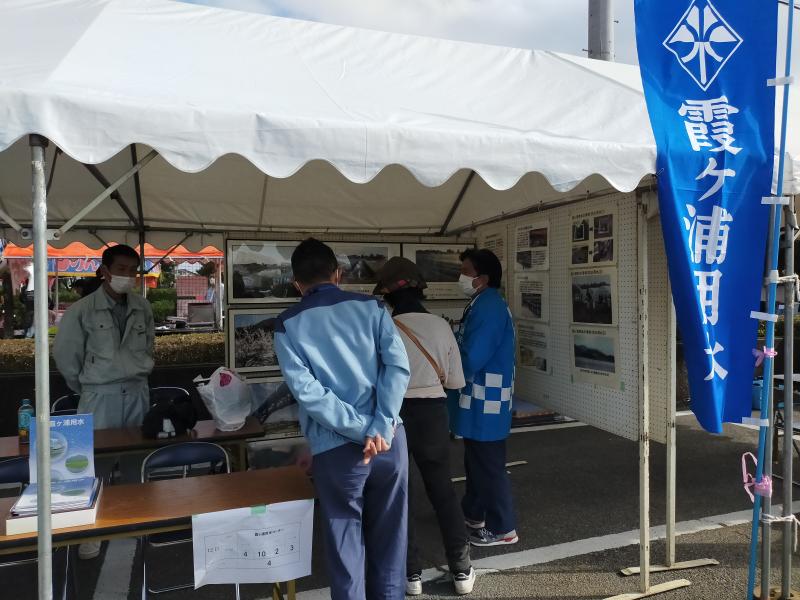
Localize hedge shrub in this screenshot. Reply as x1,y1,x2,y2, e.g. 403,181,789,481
0,332,224,373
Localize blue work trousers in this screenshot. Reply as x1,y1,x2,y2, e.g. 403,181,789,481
312,425,408,600
462,437,517,535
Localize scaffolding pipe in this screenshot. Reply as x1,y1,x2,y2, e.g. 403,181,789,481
30,134,53,600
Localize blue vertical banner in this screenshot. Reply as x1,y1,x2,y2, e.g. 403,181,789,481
635,1,778,433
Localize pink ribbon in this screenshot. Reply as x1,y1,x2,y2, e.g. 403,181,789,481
752,346,778,367
742,452,772,502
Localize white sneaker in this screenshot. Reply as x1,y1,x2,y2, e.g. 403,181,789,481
406,574,422,596
78,541,102,560
453,567,476,595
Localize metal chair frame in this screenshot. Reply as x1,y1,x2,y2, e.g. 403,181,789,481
51,393,80,413
0,457,76,599
139,442,236,599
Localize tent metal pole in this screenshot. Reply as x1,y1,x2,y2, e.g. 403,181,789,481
46,148,60,195
130,145,147,296
51,149,157,239
30,133,53,600
638,198,651,594
666,298,676,568
0,206,24,233
81,163,140,229
781,197,796,597
439,170,475,236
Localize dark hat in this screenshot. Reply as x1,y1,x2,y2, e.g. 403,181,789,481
373,257,427,295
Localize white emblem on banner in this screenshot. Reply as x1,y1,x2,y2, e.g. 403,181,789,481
663,0,743,91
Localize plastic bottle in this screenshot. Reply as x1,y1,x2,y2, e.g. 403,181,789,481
18,398,34,444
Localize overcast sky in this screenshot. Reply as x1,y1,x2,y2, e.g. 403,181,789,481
181,0,640,64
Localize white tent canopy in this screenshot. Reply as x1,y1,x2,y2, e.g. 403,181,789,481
0,0,797,250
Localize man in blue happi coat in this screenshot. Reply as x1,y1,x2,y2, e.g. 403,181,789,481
448,248,518,547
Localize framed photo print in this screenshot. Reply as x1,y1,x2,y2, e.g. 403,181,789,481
402,243,474,299
330,243,401,295
227,308,282,374
226,240,301,304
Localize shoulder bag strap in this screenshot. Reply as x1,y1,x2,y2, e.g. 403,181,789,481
393,318,446,384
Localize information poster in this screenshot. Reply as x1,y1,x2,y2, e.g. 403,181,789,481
479,227,507,274
514,221,549,271
29,414,94,483
570,208,616,267
513,273,549,322
518,321,550,374
193,499,314,587
571,326,620,389
570,267,617,326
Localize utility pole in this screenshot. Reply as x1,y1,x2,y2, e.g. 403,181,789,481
588,0,615,61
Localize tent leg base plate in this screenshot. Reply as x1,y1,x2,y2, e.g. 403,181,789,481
753,587,800,600
620,558,719,576
604,579,692,600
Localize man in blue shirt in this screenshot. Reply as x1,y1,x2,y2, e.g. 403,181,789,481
448,248,518,547
274,238,411,600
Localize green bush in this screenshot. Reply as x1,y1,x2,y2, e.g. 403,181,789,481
150,299,175,323
0,333,224,373
147,288,177,303
57,290,80,304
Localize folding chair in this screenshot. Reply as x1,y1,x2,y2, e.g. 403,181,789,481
149,387,190,406
139,442,238,599
0,457,76,599
51,393,80,415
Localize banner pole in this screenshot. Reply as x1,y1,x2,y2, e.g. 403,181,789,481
781,196,795,598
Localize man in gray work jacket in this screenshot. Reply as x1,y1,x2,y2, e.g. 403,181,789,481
54,244,154,559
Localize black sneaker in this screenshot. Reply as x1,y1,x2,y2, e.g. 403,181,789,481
469,528,519,547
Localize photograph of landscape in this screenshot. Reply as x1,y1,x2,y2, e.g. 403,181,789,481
228,308,281,373
227,240,301,303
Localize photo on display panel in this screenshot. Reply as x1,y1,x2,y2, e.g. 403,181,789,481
594,214,613,239
402,244,474,299
593,239,614,263
246,376,300,438
571,245,590,265
228,308,282,373
572,219,590,242
572,330,616,374
330,243,401,294
226,240,301,304
571,269,615,325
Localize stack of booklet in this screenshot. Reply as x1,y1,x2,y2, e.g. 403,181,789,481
6,477,102,535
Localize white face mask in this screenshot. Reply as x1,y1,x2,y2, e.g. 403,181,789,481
458,274,477,297
109,275,136,294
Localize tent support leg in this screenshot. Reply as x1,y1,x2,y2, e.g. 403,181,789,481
611,196,692,598
621,306,717,577
31,133,53,600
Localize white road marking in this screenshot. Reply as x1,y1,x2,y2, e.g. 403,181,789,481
92,539,137,600
290,501,800,600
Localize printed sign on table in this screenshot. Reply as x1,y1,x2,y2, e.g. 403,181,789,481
193,499,314,587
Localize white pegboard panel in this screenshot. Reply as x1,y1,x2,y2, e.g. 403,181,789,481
477,192,646,442
646,212,672,445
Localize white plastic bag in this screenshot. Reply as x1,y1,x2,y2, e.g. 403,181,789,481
195,367,252,431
